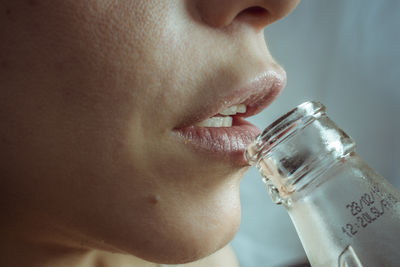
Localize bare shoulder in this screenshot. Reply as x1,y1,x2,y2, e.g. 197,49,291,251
184,245,240,267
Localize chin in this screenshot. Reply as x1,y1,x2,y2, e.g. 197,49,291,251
109,174,243,265
139,205,241,265
80,155,247,264
146,167,245,264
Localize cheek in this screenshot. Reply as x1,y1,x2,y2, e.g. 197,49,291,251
2,0,246,262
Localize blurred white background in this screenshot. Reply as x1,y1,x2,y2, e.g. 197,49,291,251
231,1,400,266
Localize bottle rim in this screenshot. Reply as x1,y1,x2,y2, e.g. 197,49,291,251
259,101,326,146
246,101,326,166
246,101,356,206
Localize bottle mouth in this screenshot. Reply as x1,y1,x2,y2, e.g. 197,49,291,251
246,101,326,166
245,101,355,206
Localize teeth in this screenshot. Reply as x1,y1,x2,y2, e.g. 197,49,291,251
236,104,246,113
195,116,233,127
194,104,246,128
219,104,246,115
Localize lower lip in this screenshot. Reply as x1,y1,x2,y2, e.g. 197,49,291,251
173,117,260,166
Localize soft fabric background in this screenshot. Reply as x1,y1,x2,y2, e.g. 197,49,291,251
231,1,400,266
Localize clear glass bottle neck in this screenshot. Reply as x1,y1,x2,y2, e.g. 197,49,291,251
246,101,356,206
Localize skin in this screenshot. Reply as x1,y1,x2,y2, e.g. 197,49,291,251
0,0,299,266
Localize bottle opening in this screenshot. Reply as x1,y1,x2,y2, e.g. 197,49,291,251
246,101,356,205
246,101,325,165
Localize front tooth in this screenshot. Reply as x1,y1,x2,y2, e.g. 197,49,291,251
237,104,246,113
220,104,246,115
195,117,214,127
195,116,232,127
211,117,224,127
223,117,233,127
220,106,238,115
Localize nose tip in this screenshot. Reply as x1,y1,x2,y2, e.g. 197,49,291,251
195,0,300,31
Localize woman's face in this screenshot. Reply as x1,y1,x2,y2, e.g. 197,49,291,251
0,0,299,264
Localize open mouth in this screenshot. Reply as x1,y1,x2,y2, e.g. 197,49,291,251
195,104,247,127
174,103,261,166
173,71,285,166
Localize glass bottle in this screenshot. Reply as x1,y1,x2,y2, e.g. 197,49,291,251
246,101,400,267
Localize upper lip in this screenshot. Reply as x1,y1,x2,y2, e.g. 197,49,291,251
175,70,286,128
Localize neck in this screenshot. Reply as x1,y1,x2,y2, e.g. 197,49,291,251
1,225,157,267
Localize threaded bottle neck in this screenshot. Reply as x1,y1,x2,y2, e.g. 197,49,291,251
246,101,356,205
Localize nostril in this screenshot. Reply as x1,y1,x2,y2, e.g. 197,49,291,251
237,6,269,18
235,6,270,30
238,6,269,18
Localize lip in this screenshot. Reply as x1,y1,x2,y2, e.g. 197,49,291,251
173,70,286,166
